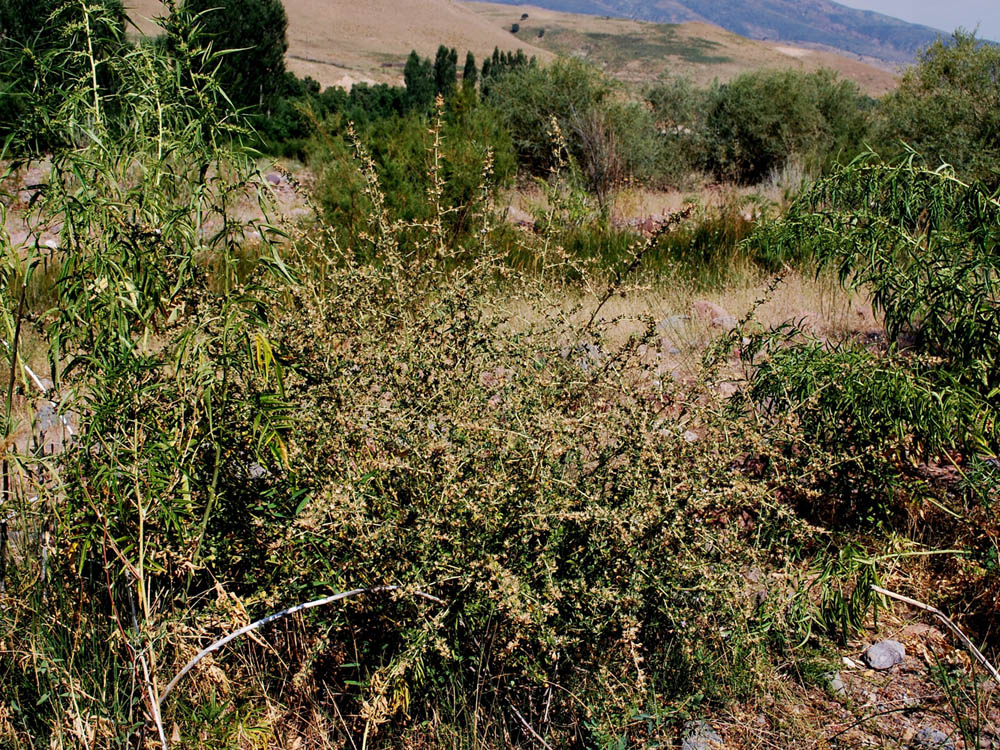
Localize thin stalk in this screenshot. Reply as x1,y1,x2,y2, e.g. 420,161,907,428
187,360,229,590
2,284,28,593
81,0,104,128
129,583,167,750
5,284,27,427
872,585,1000,685
159,586,445,706
0,519,6,594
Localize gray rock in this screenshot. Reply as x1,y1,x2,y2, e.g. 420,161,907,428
585,342,604,362
863,639,905,670
248,462,269,479
691,300,733,328
682,720,724,750
35,403,59,432
908,728,955,749
826,671,847,697
658,338,682,355
657,315,689,331
559,342,604,371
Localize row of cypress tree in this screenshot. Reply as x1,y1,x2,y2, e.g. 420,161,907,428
402,45,535,110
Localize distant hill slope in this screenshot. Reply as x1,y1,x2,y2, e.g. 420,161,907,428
125,0,551,88
464,0,951,63
467,2,898,95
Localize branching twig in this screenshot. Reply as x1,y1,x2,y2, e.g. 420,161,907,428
128,585,168,749
872,584,1000,685
824,701,922,743
159,585,445,706
511,704,554,750
585,206,692,330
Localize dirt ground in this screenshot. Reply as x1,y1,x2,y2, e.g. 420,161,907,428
125,0,552,88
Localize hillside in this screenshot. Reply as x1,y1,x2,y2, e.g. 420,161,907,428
464,0,949,64
125,0,552,88
467,2,898,95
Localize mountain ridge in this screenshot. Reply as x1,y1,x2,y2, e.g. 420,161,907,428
467,2,899,95
464,0,956,63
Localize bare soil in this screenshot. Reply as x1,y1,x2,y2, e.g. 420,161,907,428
125,0,552,88
464,2,900,96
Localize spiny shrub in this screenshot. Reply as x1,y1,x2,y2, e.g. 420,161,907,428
256,131,787,748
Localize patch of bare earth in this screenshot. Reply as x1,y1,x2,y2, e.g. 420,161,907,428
464,2,899,96
125,0,552,88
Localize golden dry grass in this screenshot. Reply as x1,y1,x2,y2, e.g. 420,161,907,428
502,270,878,385
464,1,900,96
124,0,896,93
125,0,552,88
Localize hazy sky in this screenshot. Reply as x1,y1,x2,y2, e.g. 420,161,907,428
837,0,1000,41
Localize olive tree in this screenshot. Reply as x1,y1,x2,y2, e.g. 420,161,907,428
874,30,1000,184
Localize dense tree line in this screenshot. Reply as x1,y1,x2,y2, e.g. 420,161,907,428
642,31,1000,187
259,44,535,157
2,0,997,194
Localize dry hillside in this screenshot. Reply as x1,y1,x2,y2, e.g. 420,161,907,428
126,0,551,88
125,0,895,93
465,1,898,95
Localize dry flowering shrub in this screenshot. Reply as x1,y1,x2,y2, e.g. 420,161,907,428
249,115,795,746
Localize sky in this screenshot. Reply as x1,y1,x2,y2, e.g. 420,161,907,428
836,0,1000,41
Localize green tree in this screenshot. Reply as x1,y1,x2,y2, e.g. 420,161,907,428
181,0,288,109
462,50,477,93
646,76,713,184
487,58,660,201
705,69,868,183
874,30,1000,184
404,49,434,111
433,45,458,97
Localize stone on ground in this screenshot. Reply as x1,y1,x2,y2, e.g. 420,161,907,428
682,720,725,750
908,727,955,749
863,639,905,670
691,300,737,329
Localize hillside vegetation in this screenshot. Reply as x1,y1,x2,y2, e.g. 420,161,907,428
465,0,948,63
466,2,899,94
127,0,552,87
126,0,895,93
